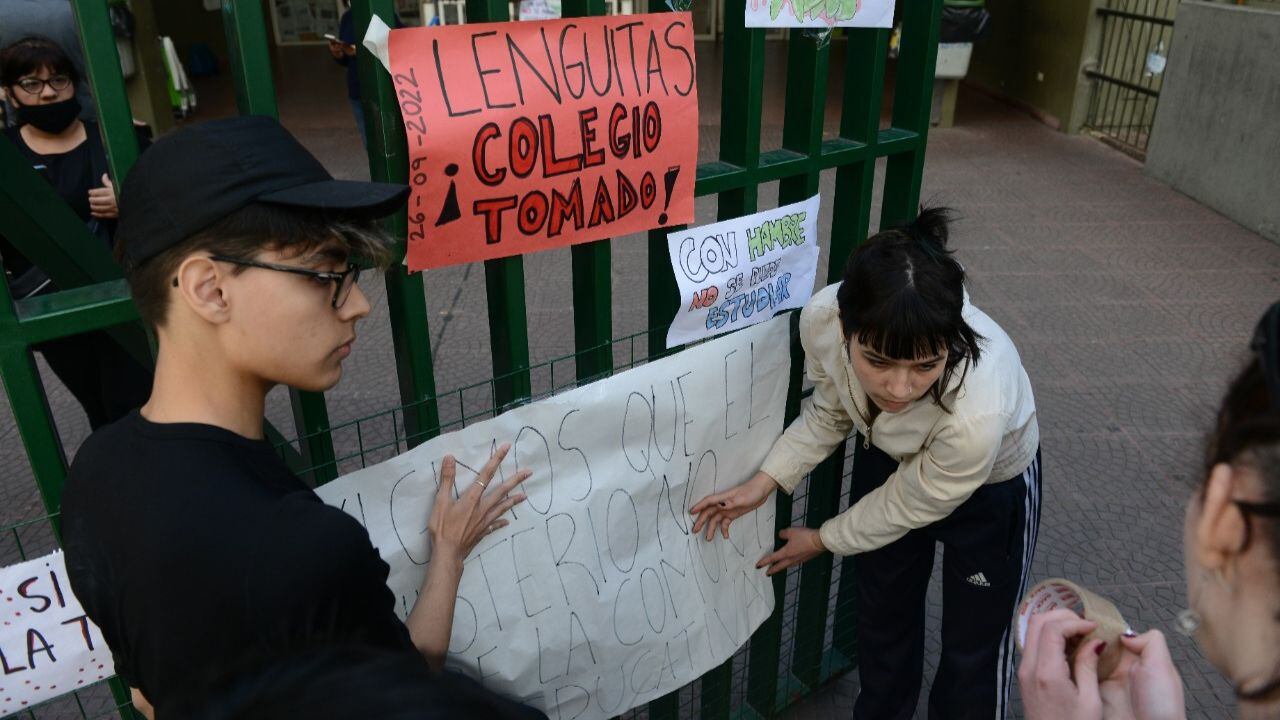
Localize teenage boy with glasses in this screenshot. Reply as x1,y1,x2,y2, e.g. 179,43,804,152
60,116,534,717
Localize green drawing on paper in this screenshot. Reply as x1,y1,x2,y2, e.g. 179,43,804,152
746,211,809,262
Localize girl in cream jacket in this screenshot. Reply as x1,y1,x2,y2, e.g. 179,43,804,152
692,208,1040,720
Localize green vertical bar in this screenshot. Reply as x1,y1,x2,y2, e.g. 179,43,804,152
352,0,442,447
463,0,533,408
830,28,888,268
70,0,140,183
221,0,335,482
775,31,842,694
687,8,767,720
0,281,68,537
829,28,889,667
644,0,681,361
221,0,281,117
880,0,943,226
561,0,614,384
748,314,803,716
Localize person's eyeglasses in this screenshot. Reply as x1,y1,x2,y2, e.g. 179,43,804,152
208,255,362,309
15,75,72,95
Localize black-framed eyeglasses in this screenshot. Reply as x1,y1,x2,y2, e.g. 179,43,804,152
15,75,72,95
209,255,362,309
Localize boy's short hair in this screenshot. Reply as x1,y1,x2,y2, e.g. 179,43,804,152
120,202,394,329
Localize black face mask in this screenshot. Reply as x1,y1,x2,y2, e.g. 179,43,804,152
14,96,81,134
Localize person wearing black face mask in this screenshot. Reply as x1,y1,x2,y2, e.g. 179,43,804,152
1,35,152,430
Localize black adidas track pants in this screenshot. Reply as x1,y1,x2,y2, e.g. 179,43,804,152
849,439,1042,720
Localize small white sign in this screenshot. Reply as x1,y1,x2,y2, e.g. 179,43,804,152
0,551,112,716
518,0,562,20
744,0,893,29
665,194,820,348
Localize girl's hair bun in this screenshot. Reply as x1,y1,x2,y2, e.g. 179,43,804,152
902,206,955,253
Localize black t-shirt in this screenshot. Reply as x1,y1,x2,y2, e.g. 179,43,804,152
61,411,416,714
4,124,94,223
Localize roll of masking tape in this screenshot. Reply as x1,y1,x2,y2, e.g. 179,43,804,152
1017,578,1132,680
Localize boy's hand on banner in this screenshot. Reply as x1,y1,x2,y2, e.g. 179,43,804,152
429,443,530,568
691,470,778,541
756,527,826,576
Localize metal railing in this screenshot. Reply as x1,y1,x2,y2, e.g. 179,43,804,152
1084,0,1178,157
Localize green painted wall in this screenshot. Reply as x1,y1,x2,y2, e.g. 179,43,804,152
966,0,1096,132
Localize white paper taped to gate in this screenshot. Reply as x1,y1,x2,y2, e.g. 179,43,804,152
316,316,789,720
0,551,112,716
666,194,819,349
745,0,893,28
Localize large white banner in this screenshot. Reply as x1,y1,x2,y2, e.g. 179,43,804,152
0,551,111,717
666,195,819,348
317,317,790,720
744,0,893,28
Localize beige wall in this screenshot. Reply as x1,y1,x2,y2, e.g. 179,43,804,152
965,0,1097,132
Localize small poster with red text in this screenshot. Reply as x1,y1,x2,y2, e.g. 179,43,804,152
0,551,111,716
388,14,699,271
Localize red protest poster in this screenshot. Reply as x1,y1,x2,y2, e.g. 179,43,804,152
388,13,699,271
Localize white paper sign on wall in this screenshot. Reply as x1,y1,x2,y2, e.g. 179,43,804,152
316,316,791,720
666,194,820,349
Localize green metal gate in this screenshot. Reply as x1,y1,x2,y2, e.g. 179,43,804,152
0,0,943,716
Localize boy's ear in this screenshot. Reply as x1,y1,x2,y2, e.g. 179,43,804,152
174,256,231,324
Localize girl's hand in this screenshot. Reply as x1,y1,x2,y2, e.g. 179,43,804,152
88,174,117,219
1109,631,1185,720
1018,608,1105,720
690,470,778,541
427,443,529,569
756,526,826,575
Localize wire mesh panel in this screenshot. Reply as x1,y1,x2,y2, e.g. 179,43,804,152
0,0,944,716
1084,0,1178,158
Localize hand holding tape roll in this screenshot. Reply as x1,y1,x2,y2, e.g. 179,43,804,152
1017,578,1133,679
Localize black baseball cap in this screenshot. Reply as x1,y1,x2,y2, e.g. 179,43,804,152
117,115,409,267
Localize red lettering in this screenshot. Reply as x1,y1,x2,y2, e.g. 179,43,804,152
474,196,518,244
616,170,638,219
579,108,606,168
548,179,585,238
640,171,657,209
473,123,506,186
539,115,583,178
509,117,539,178
518,190,550,235
588,177,616,227
642,101,661,153
608,103,630,159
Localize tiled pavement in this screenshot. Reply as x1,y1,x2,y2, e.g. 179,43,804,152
3,40,1277,719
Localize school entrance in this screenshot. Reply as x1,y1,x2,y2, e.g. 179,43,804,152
0,0,945,716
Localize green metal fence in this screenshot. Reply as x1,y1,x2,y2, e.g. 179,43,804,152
0,0,942,716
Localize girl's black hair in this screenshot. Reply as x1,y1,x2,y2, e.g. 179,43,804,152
836,207,984,411
0,35,79,88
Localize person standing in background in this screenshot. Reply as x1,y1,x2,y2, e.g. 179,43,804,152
0,0,95,124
